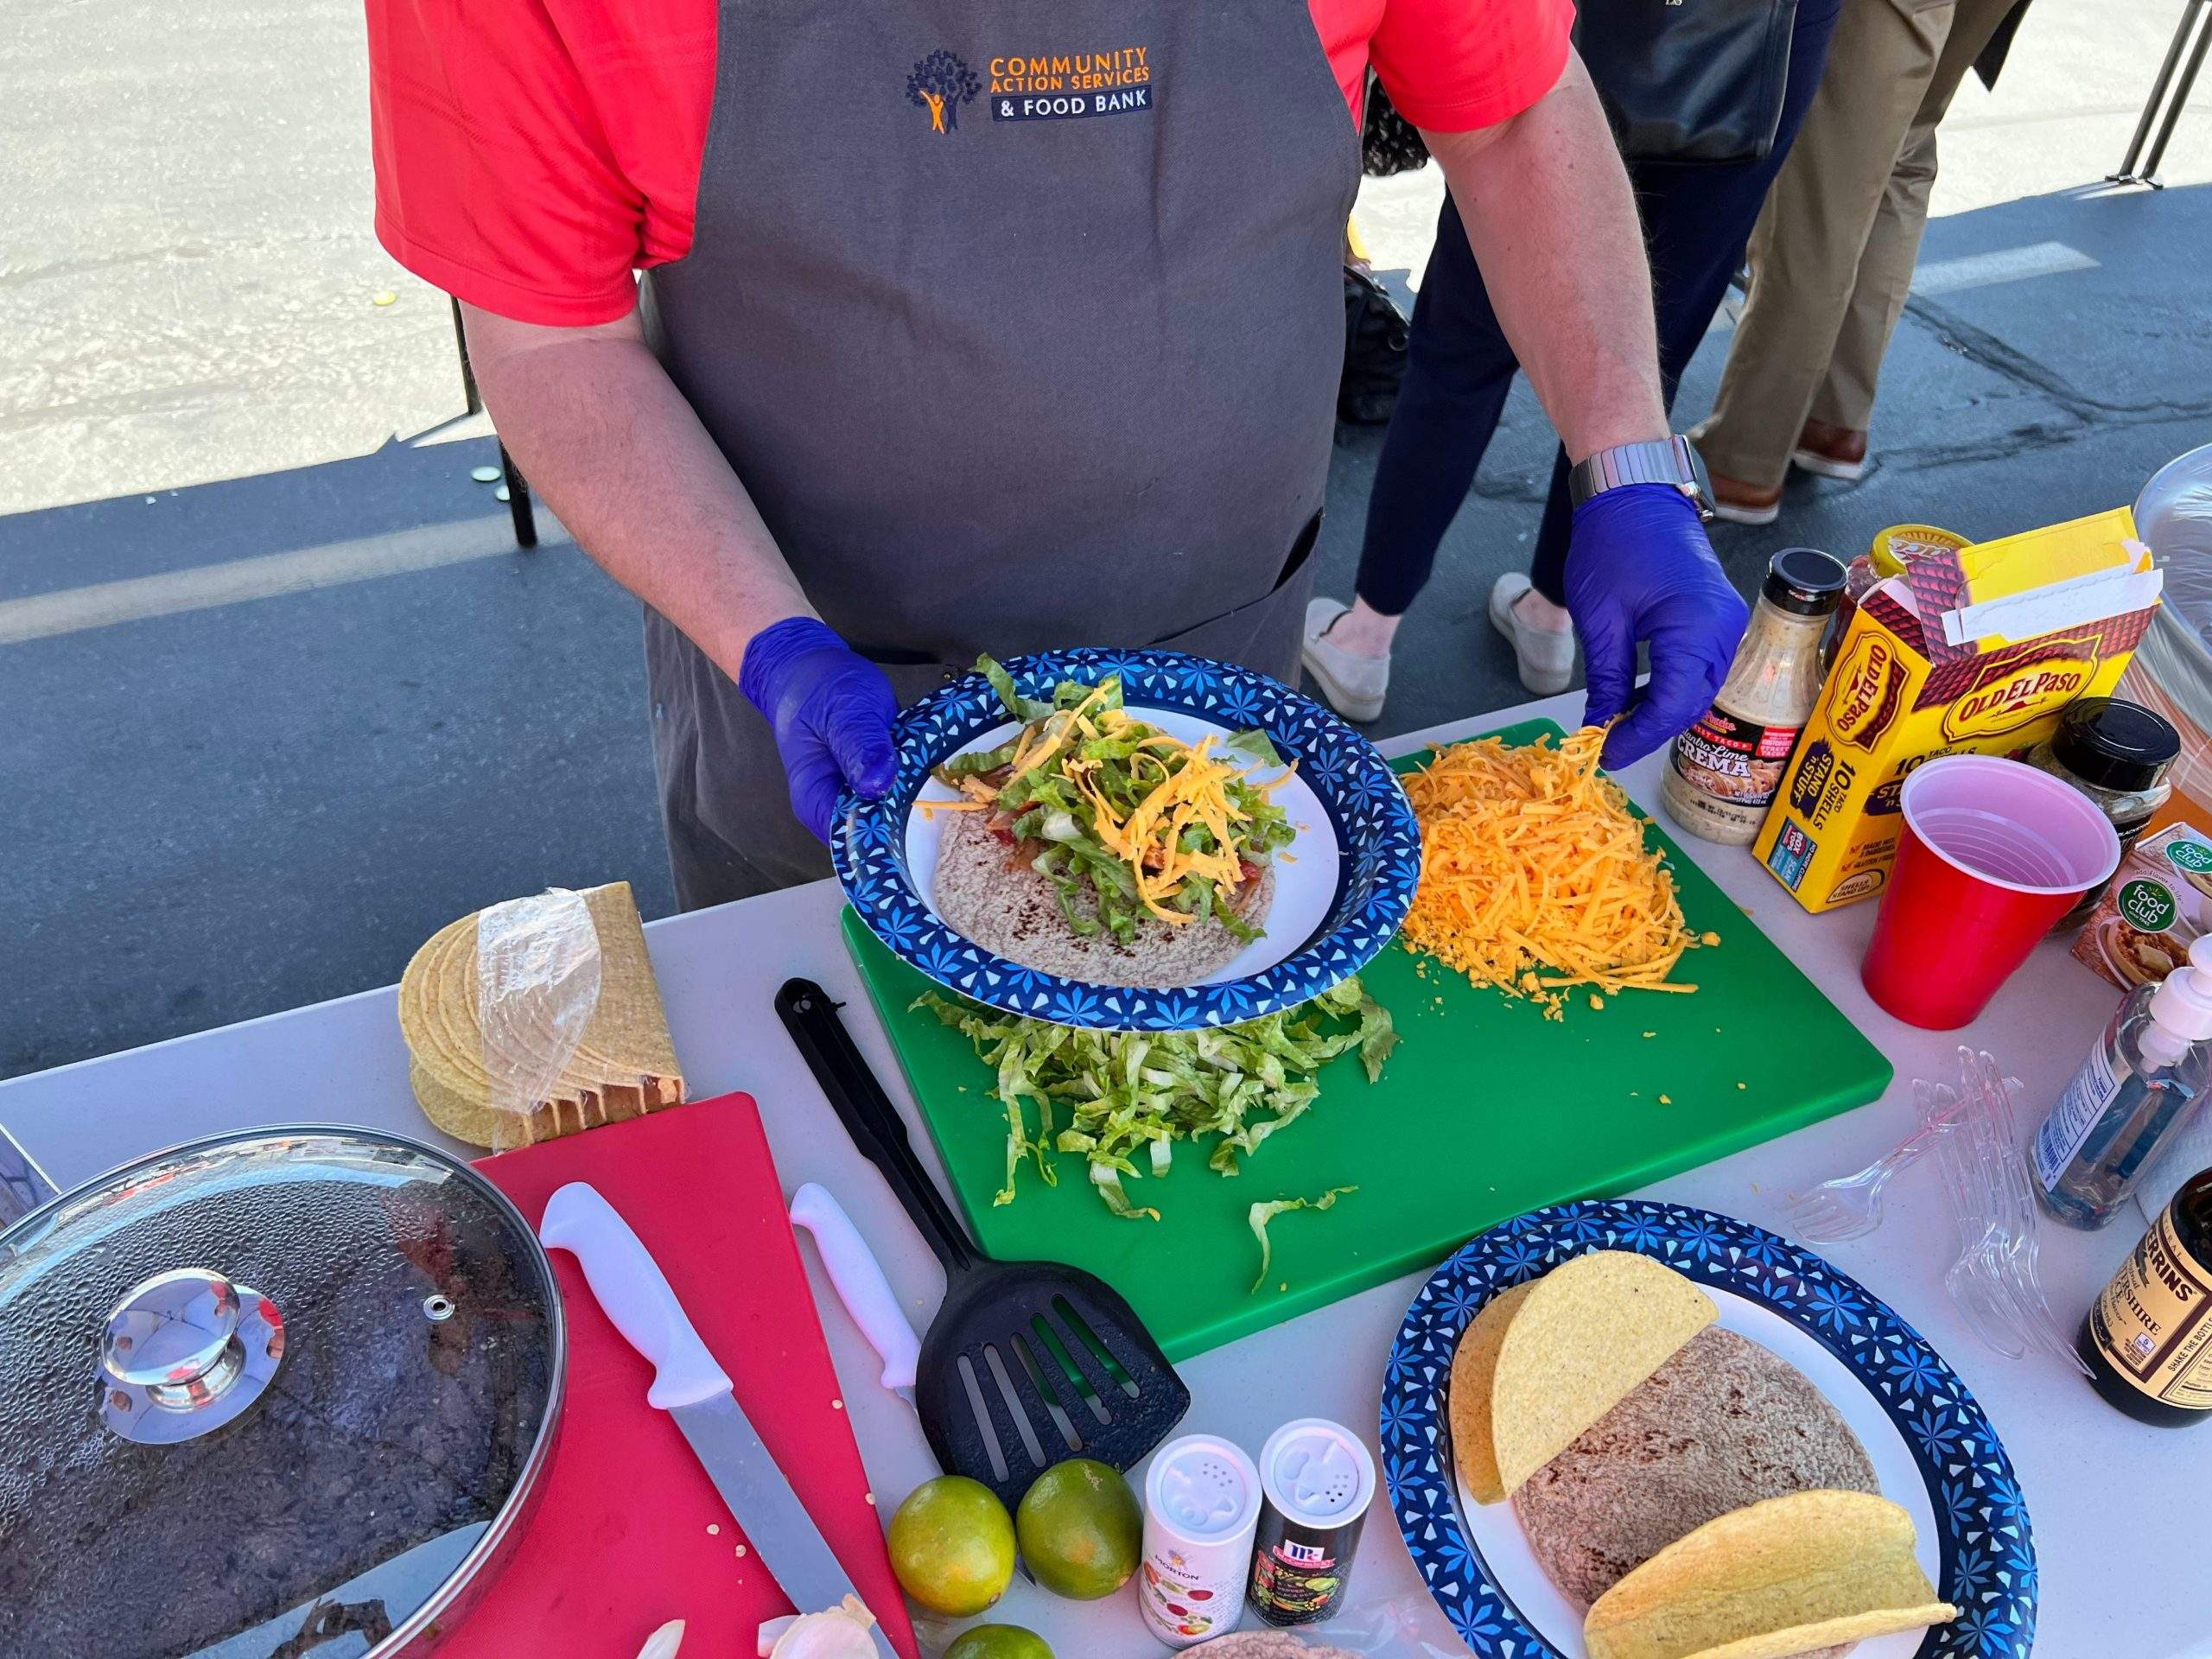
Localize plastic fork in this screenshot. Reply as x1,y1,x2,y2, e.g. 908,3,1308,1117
1783,1098,1965,1244
1967,1050,2092,1376
1923,1077,2030,1359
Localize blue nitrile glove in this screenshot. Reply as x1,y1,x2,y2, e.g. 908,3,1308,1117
738,616,899,842
1564,484,1751,769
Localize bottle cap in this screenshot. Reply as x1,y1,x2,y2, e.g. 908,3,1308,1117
2149,935,2212,1042
2051,698,2181,794
1145,1433,1262,1545
1762,548,1847,617
1257,1418,1375,1529
1868,524,1964,579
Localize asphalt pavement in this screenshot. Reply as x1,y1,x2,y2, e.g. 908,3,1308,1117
3,0,2210,1077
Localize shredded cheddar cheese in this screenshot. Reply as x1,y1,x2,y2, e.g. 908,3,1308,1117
1065,731,1255,924
1007,682,1114,782
1401,727,1702,1019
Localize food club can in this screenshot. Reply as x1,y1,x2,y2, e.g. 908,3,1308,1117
1140,1433,1263,1648
1248,1417,1376,1626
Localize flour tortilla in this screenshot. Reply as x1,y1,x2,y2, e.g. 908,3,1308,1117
1191,1637,1357,1658
931,808,1275,987
1512,1328,1878,1643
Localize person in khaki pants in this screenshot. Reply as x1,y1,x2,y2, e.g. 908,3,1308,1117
1692,0,2029,523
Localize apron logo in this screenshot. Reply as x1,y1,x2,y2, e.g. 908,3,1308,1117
906,51,980,133
988,47,1156,123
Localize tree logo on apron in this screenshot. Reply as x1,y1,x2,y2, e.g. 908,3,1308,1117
907,51,980,133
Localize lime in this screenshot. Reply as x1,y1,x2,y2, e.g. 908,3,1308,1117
944,1625,1054,1659
1014,1458,1142,1600
887,1476,1015,1617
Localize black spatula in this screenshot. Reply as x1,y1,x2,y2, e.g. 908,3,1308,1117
777,978,1190,1510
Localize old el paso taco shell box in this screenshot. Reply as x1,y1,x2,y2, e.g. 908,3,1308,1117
1755,507,2163,912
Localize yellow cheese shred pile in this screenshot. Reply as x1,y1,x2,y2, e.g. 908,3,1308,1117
1401,727,1702,1017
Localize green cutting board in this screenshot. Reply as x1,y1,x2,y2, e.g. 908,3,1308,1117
842,719,1891,1362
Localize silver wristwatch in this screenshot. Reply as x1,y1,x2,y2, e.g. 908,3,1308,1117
1567,435,1714,521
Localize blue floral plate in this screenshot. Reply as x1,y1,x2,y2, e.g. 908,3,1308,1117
1382,1201,2035,1658
831,649,1420,1031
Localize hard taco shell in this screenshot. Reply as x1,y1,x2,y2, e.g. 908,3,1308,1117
1452,1252,1717,1503
1583,1490,1955,1659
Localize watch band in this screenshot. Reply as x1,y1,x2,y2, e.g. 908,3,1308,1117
1567,435,1713,519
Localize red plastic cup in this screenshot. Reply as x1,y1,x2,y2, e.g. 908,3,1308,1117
1861,754,2122,1029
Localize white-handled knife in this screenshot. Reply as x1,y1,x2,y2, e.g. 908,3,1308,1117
539,1181,896,1659
789,1182,921,1412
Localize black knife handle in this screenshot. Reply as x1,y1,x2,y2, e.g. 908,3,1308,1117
776,978,978,1274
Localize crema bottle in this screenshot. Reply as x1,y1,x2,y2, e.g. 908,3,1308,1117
1662,549,1846,844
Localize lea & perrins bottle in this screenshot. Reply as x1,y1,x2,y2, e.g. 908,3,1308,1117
2082,1166,2212,1425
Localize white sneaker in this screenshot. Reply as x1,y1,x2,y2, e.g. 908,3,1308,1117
1488,573,1576,696
1301,596,1389,722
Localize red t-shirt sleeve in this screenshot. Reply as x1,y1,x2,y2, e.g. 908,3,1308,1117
365,0,714,326
1368,0,1574,133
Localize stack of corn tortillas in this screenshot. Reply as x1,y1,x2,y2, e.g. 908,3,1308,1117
398,880,683,1147
1451,1251,1956,1658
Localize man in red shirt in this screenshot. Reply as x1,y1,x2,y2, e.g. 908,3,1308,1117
367,0,1746,906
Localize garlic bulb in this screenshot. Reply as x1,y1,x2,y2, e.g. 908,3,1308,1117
757,1595,878,1658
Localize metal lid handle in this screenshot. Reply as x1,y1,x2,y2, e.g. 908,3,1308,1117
104,1268,243,1390
100,1268,285,1444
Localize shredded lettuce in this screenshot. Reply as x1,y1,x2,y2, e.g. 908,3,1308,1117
940,739,1022,779
981,656,1055,724
914,976,1396,1217
1249,1186,1357,1294
1225,728,1286,768
955,658,1298,944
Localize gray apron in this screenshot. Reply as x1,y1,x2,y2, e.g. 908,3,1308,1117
641,0,1360,905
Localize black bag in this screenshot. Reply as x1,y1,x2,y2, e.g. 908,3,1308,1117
1574,0,1799,164
1360,75,1431,177
1339,267,1410,426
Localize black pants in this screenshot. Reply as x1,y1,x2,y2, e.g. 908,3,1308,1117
1354,0,1844,616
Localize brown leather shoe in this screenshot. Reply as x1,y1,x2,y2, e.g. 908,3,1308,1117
1708,469,1783,525
1791,417,1868,481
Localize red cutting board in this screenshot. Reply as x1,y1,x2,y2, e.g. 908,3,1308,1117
450,1094,918,1659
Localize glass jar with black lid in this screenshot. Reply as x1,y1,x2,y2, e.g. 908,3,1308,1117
2027,696,2181,926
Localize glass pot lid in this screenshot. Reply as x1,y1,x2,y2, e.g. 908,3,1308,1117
0,1128,563,1659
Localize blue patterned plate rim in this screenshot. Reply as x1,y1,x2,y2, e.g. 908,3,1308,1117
1381,1200,2036,1659
831,648,1421,1032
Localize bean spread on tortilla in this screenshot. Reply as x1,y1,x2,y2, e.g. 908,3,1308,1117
935,810,1275,986
1512,1325,1877,1652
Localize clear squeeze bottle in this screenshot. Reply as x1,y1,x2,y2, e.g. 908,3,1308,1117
2032,935,2212,1228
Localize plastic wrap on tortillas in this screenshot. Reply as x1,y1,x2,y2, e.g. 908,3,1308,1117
397,881,684,1148
476,887,604,1151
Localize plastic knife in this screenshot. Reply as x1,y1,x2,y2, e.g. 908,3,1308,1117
788,1181,921,1412
540,1181,896,1659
